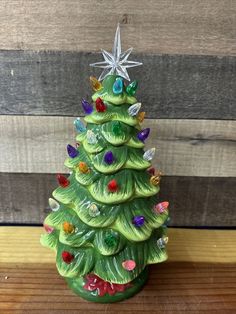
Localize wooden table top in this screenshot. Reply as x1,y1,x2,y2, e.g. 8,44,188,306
1,227,236,313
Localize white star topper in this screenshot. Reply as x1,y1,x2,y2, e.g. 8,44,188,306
90,24,142,81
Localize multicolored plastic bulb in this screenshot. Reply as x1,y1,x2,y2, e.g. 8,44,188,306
88,203,100,217
67,144,78,158
132,215,145,227
104,151,114,165
126,80,138,96
87,130,98,144
104,234,117,247
150,175,161,185
62,222,75,234
61,251,74,264
44,224,54,234
143,148,156,161
74,117,86,133
107,179,118,192
147,167,155,176
163,216,171,228
113,77,123,94
112,121,122,136
95,97,106,112
137,128,150,142
122,260,136,271
137,111,145,123
128,102,141,116
57,174,70,188
90,76,103,91
153,202,169,214
78,161,89,174
48,198,60,211
157,236,169,249
82,99,93,114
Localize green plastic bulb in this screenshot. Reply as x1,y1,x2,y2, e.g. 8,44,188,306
104,234,117,247
126,80,138,96
112,121,122,136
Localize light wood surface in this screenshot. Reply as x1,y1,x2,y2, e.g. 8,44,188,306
0,227,235,264
0,115,235,176
0,227,236,313
0,0,235,56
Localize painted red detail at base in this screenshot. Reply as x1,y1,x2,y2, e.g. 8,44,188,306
83,274,131,297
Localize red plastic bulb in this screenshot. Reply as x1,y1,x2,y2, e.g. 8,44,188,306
147,167,155,176
57,174,70,188
107,179,118,192
95,97,106,112
61,251,74,264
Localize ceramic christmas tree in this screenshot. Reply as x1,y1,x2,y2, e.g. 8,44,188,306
41,24,169,303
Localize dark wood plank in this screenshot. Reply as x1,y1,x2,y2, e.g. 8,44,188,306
0,51,235,119
0,173,235,227
0,0,236,56
159,176,236,227
0,262,236,313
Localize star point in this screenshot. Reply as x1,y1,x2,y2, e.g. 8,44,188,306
90,24,142,81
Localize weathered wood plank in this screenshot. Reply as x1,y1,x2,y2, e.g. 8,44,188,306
0,116,235,176
0,0,235,56
0,173,235,226
159,176,236,227
1,262,236,313
0,51,235,119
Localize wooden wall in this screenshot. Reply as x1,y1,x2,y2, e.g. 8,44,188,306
0,0,235,226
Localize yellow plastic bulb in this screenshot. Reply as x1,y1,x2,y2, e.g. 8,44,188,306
62,222,75,234
150,171,162,186
150,175,160,186
90,76,103,91
78,161,90,174
137,111,146,123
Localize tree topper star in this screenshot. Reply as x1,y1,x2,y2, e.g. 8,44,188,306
90,24,142,81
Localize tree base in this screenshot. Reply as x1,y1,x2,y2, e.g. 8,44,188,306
65,268,149,303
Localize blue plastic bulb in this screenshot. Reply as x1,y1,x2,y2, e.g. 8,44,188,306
67,144,78,158
74,118,86,133
137,128,150,142
82,99,93,114
113,77,123,94
132,215,145,227
104,151,114,165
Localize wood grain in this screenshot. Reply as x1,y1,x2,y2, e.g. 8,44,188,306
1,262,236,313
0,0,235,56
0,115,235,176
0,228,236,313
0,51,236,119
0,173,236,227
0,227,236,263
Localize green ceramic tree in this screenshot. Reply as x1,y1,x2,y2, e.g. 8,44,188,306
41,74,169,303
41,24,170,303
